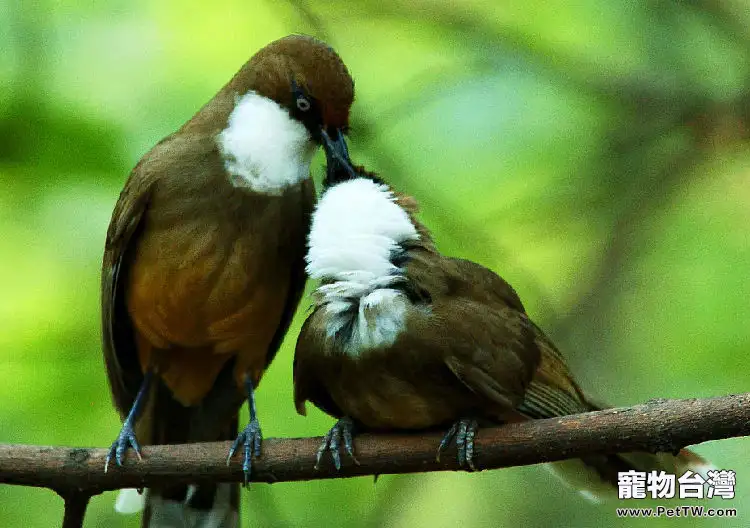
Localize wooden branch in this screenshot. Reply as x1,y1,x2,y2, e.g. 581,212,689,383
1,393,748,494
60,491,90,528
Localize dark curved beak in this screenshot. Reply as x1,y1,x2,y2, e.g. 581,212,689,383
321,127,357,187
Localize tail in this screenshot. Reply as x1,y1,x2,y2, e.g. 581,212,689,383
524,390,713,502
115,375,240,528
520,326,713,501
143,481,238,528
545,434,714,502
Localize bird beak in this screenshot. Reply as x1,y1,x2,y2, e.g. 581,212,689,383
321,127,357,187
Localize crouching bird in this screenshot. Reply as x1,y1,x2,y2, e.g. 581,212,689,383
293,167,711,500
101,34,355,526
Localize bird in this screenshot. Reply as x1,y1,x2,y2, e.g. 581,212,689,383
101,34,356,527
293,166,711,500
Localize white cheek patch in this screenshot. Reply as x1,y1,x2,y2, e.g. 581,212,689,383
217,91,316,195
306,178,423,356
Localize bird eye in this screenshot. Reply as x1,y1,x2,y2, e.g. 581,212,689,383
296,96,311,112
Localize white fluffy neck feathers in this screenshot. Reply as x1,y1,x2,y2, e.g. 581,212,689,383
306,178,420,354
306,178,419,282
217,91,316,195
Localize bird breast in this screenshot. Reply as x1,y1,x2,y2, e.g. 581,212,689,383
126,194,303,353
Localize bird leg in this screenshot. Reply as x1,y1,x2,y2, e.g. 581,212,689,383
227,376,263,486
436,417,480,471
315,416,359,471
105,370,154,472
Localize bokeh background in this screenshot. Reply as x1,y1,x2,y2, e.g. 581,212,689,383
1,0,749,526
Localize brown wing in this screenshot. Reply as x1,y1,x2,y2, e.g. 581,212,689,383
433,303,539,418
428,257,590,419
101,170,154,417
423,255,591,419
516,322,594,418
400,252,540,418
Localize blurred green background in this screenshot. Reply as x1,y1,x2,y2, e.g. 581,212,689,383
1,0,749,526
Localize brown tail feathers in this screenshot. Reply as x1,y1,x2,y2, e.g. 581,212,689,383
519,329,713,501
542,398,713,502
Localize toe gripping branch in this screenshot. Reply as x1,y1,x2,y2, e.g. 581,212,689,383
316,416,359,471
105,371,154,472
437,417,480,471
227,376,263,486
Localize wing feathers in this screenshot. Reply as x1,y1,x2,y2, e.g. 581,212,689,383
444,355,517,411
101,177,154,416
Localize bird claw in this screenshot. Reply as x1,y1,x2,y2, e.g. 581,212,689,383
104,421,142,473
315,416,358,471
227,417,263,486
436,418,479,471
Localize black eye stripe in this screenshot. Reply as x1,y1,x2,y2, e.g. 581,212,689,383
291,79,310,101
290,78,323,137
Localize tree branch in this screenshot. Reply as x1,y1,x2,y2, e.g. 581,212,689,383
1,393,748,494
60,491,90,528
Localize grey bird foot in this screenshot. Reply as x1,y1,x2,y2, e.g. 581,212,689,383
105,420,142,472
316,416,359,470
227,417,262,486
437,418,479,471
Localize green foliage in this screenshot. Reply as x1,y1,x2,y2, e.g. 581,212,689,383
1,1,748,526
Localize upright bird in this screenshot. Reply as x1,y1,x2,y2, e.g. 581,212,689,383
293,166,711,499
101,35,355,526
